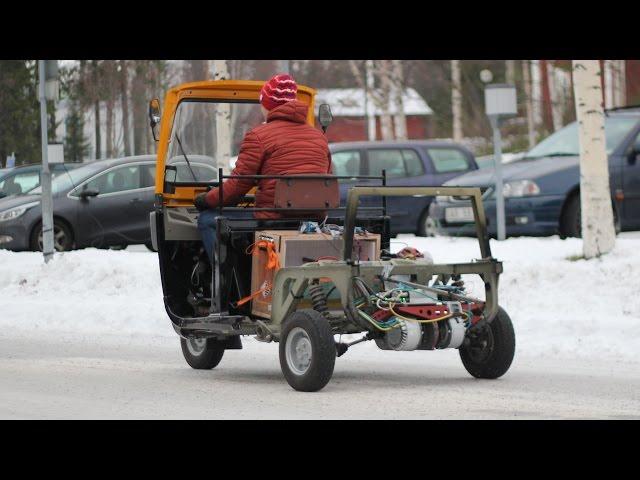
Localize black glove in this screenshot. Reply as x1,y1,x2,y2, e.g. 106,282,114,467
194,193,209,212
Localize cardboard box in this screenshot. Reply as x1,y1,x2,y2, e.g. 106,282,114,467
250,230,380,318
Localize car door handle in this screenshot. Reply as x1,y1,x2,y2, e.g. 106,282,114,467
130,198,142,204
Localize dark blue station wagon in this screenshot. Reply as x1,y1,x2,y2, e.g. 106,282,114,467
329,140,479,235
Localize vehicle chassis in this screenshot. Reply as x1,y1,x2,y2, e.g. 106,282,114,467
154,184,502,342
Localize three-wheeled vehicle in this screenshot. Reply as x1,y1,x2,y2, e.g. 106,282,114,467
149,80,515,392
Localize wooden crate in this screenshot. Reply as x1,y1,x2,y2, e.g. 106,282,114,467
250,230,381,318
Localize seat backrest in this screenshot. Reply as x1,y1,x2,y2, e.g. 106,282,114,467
273,175,340,216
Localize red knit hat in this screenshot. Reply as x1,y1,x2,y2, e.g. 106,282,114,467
259,73,298,111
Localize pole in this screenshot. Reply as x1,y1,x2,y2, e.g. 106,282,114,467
38,60,54,262
365,60,376,141
490,115,506,241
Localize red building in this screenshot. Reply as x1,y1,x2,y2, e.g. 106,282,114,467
314,88,433,143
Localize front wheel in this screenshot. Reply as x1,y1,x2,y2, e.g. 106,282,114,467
30,220,74,252
459,307,515,379
180,337,225,369
279,309,336,392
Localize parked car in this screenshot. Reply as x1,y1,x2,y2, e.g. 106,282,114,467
0,155,217,252
329,140,479,235
0,163,81,199
428,107,640,238
475,152,526,169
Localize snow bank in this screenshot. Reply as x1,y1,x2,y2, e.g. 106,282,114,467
1,236,639,362
0,249,173,343
397,234,640,362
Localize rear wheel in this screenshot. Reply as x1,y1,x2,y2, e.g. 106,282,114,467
417,209,436,237
279,309,336,392
180,337,225,369
459,307,515,379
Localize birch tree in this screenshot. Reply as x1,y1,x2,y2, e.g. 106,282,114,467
391,60,408,140
522,60,536,149
213,60,232,173
450,60,463,142
348,60,395,140
572,60,616,258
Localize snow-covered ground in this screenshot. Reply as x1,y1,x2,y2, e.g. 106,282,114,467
1,234,639,363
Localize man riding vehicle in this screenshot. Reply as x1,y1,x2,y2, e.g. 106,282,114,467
194,74,333,263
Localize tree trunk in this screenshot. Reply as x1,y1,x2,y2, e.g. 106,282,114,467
572,60,616,259
505,60,516,84
213,60,232,173
547,61,563,131
131,61,147,155
92,61,101,159
94,100,101,158
391,60,408,140
530,60,543,128
522,60,536,149
451,60,463,142
120,60,131,156
365,60,376,140
106,98,113,158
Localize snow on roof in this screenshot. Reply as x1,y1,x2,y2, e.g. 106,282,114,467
315,88,433,117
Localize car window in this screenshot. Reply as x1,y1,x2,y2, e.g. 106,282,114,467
141,164,156,188
526,117,639,158
367,149,423,178
426,148,470,173
84,165,142,195
7,171,41,194
175,163,217,182
331,151,361,177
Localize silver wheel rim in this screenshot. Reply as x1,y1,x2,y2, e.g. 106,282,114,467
285,327,312,376
186,338,207,356
37,225,68,252
425,216,436,236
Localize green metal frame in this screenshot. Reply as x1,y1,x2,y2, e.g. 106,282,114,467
267,186,502,337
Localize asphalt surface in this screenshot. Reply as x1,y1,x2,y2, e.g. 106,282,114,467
1,335,638,419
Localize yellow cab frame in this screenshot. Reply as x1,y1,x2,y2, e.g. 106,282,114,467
153,80,316,207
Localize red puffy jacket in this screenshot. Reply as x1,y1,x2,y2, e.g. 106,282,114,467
205,100,332,219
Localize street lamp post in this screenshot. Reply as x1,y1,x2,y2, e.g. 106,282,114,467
484,83,517,241
38,60,59,263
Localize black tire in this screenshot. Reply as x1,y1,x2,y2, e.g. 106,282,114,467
180,337,225,370
459,307,515,379
560,193,581,238
279,309,336,392
417,209,435,237
560,193,620,238
30,219,74,252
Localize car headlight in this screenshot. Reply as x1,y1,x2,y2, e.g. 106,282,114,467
503,180,540,198
0,201,39,222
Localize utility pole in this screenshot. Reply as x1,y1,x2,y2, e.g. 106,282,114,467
38,60,58,263
485,83,517,241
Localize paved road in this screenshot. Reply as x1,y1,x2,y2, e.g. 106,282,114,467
1,335,638,419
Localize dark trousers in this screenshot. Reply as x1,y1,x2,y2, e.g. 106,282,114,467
197,209,254,263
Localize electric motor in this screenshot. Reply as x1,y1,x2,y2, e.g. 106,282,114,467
375,317,423,351
374,302,467,351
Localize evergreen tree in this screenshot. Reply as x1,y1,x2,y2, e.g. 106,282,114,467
0,60,41,166
64,97,90,162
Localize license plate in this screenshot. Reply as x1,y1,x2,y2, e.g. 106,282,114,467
445,207,474,224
